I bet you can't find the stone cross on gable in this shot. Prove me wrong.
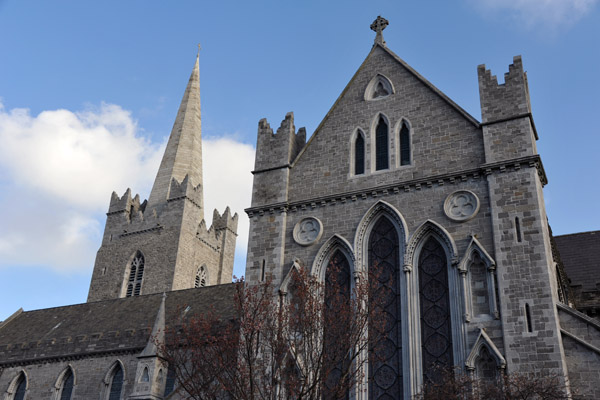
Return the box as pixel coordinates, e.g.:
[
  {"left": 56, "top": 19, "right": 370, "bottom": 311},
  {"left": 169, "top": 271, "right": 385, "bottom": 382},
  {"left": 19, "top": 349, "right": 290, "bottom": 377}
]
[{"left": 370, "top": 16, "right": 389, "bottom": 46}]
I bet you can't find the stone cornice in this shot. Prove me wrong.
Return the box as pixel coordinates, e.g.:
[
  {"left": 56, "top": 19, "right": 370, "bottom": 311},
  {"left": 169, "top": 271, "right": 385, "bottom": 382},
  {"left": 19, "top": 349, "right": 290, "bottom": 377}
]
[
  {"left": 120, "top": 225, "right": 163, "bottom": 238},
  {"left": 480, "top": 112, "right": 539, "bottom": 140},
  {"left": 245, "top": 155, "right": 546, "bottom": 217},
  {"left": 0, "top": 346, "right": 144, "bottom": 368}
]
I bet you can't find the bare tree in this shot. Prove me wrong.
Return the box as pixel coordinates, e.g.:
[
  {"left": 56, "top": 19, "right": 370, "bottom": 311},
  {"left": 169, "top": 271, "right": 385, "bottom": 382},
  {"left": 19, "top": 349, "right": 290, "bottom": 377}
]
[
  {"left": 415, "top": 365, "right": 571, "bottom": 400},
  {"left": 159, "top": 263, "right": 388, "bottom": 400}
]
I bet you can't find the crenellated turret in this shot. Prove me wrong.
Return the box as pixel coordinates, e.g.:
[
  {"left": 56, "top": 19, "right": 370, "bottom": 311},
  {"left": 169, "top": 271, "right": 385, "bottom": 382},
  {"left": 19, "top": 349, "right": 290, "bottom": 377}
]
[
  {"left": 251, "top": 112, "right": 306, "bottom": 207},
  {"left": 255, "top": 112, "right": 306, "bottom": 172},
  {"left": 167, "top": 174, "right": 203, "bottom": 209},
  {"left": 478, "top": 56, "right": 538, "bottom": 164}
]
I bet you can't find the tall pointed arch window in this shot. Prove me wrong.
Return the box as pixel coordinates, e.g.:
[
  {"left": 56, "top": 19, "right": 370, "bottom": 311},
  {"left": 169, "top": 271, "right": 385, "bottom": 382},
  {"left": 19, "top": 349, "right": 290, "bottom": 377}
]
[
  {"left": 10, "top": 372, "right": 27, "bottom": 400},
  {"left": 399, "top": 120, "right": 411, "bottom": 166},
  {"left": 375, "top": 117, "right": 389, "bottom": 171},
  {"left": 323, "top": 249, "right": 351, "bottom": 399},
  {"left": 195, "top": 266, "right": 207, "bottom": 288},
  {"left": 418, "top": 237, "right": 453, "bottom": 383},
  {"left": 108, "top": 363, "right": 124, "bottom": 400},
  {"left": 126, "top": 252, "right": 145, "bottom": 297},
  {"left": 354, "top": 132, "right": 365, "bottom": 175},
  {"left": 369, "top": 216, "right": 402, "bottom": 398},
  {"left": 58, "top": 368, "right": 75, "bottom": 400}
]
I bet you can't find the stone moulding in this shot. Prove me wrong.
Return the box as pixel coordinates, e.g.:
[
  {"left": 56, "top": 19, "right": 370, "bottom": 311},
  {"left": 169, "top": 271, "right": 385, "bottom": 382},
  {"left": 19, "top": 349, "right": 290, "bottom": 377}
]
[
  {"left": 245, "top": 154, "right": 546, "bottom": 218},
  {"left": 444, "top": 190, "right": 480, "bottom": 222},
  {"left": 293, "top": 217, "right": 323, "bottom": 246}
]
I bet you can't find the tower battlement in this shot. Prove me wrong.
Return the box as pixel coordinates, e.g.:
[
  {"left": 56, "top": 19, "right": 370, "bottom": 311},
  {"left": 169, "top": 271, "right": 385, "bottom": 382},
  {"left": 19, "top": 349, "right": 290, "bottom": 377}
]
[
  {"left": 478, "top": 56, "right": 532, "bottom": 123},
  {"left": 167, "top": 174, "right": 203, "bottom": 209},
  {"left": 254, "top": 112, "right": 306, "bottom": 172},
  {"left": 211, "top": 207, "right": 239, "bottom": 233}
]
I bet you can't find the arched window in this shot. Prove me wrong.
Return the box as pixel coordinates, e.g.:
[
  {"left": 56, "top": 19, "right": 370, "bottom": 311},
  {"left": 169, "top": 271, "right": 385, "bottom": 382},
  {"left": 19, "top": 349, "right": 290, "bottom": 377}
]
[
  {"left": 195, "top": 266, "right": 207, "bottom": 288},
  {"left": 419, "top": 237, "right": 453, "bottom": 383},
  {"left": 475, "top": 346, "right": 497, "bottom": 382},
  {"left": 126, "top": 252, "right": 145, "bottom": 297},
  {"left": 108, "top": 364, "right": 124, "bottom": 400},
  {"left": 399, "top": 121, "right": 411, "bottom": 166},
  {"left": 323, "top": 249, "right": 351, "bottom": 399},
  {"left": 375, "top": 117, "right": 389, "bottom": 171},
  {"left": 164, "top": 366, "right": 176, "bottom": 397},
  {"left": 58, "top": 368, "right": 75, "bottom": 400},
  {"left": 10, "top": 372, "right": 27, "bottom": 400},
  {"left": 369, "top": 216, "right": 402, "bottom": 398},
  {"left": 354, "top": 132, "right": 365, "bottom": 175}
]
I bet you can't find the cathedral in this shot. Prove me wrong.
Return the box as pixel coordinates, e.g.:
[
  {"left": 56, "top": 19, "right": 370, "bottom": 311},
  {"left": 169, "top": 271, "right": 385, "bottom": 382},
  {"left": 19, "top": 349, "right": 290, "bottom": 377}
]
[{"left": 1, "top": 17, "right": 599, "bottom": 399}]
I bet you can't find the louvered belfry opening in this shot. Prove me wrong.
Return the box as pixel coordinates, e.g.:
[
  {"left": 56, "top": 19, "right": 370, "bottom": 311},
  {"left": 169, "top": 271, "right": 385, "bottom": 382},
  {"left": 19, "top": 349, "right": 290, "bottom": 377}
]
[
  {"left": 369, "top": 216, "right": 402, "bottom": 398},
  {"left": 126, "top": 252, "right": 145, "bottom": 297}
]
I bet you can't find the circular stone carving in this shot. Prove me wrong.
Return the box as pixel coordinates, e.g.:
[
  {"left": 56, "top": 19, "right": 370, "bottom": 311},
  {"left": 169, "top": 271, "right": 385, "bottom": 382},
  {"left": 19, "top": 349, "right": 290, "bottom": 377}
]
[
  {"left": 444, "top": 190, "right": 480, "bottom": 222},
  {"left": 293, "top": 217, "right": 323, "bottom": 246}
]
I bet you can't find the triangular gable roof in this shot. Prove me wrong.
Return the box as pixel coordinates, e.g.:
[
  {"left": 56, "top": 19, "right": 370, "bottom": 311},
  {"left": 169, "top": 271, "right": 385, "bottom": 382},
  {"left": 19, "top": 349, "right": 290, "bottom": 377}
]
[{"left": 292, "top": 43, "right": 481, "bottom": 167}]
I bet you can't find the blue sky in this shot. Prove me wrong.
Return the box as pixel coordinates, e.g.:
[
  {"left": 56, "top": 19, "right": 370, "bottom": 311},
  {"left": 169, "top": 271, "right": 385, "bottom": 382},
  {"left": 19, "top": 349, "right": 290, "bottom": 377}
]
[{"left": 0, "top": 0, "right": 598, "bottom": 321}]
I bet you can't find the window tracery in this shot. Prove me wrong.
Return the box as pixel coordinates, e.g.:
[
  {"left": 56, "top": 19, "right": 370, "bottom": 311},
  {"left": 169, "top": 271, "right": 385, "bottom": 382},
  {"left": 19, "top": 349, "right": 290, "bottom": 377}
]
[
  {"left": 126, "top": 251, "right": 145, "bottom": 297},
  {"left": 418, "top": 237, "right": 453, "bottom": 383},
  {"left": 369, "top": 216, "right": 403, "bottom": 398},
  {"left": 195, "top": 265, "right": 207, "bottom": 288}
]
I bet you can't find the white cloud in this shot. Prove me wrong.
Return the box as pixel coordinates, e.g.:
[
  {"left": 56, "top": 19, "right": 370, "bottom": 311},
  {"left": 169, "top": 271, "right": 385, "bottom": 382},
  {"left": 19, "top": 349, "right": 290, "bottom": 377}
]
[
  {"left": 0, "top": 102, "right": 255, "bottom": 273},
  {"left": 470, "top": 0, "right": 597, "bottom": 30},
  {"left": 203, "top": 137, "right": 255, "bottom": 261}
]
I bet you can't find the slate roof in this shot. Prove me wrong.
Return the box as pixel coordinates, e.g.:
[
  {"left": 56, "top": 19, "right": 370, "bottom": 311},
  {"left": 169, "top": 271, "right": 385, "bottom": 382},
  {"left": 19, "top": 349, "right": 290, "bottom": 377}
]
[
  {"left": 555, "top": 231, "right": 600, "bottom": 291},
  {"left": 0, "top": 283, "right": 238, "bottom": 366}
]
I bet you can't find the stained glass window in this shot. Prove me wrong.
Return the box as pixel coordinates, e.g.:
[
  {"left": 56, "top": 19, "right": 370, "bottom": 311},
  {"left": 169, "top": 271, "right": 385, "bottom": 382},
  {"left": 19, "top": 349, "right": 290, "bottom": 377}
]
[
  {"left": 375, "top": 117, "right": 389, "bottom": 171},
  {"left": 418, "top": 237, "right": 453, "bottom": 383},
  {"left": 323, "top": 250, "right": 351, "bottom": 400},
  {"left": 369, "top": 217, "right": 402, "bottom": 398}
]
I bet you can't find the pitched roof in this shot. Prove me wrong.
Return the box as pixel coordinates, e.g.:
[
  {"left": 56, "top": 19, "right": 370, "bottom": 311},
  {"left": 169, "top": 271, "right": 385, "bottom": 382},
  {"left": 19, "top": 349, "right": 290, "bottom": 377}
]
[
  {"left": 555, "top": 231, "right": 600, "bottom": 291},
  {"left": 292, "top": 43, "right": 480, "bottom": 167},
  {"left": 0, "top": 284, "right": 237, "bottom": 366}
]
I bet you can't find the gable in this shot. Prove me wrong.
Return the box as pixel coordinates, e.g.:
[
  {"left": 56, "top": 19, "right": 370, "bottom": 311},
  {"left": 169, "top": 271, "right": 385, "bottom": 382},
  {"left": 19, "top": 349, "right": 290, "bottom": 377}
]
[{"left": 288, "top": 44, "right": 484, "bottom": 202}]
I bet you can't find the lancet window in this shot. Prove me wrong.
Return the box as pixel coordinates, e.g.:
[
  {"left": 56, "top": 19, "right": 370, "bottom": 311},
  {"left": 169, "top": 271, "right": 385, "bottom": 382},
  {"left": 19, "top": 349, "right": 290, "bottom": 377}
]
[
  {"left": 10, "top": 372, "right": 27, "bottom": 400},
  {"left": 323, "top": 249, "right": 351, "bottom": 399},
  {"left": 399, "top": 121, "right": 411, "bottom": 166},
  {"left": 368, "top": 216, "right": 403, "bottom": 398},
  {"left": 126, "top": 251, "right": 145, "bottom": 297},
  {"left": 59, "top": 368, "right": 75, "bottom": 400},
  {"left": 195, "top": 265, "right": 207, "bottom": 288},
  {"left": 108, "top": 364, "right": 124, "bottom": 400},
  {"left": 418, "top": 237, "right": 453, "bottom": 383},
  {"left": 354, "top": 132, "right": 365, "bottom": 175},
  {"left": 375, "top": 117, "right": 389, "bottom": 171}
]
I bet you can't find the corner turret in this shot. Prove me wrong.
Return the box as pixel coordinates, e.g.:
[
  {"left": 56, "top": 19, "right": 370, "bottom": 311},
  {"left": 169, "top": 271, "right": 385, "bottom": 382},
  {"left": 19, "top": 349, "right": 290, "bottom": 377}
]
[
  {"left": 252, "top": 112, "right": 306, "bottom": 206},
  {"left": 478, "top": 56, "right": 538, "bottom": 163}
]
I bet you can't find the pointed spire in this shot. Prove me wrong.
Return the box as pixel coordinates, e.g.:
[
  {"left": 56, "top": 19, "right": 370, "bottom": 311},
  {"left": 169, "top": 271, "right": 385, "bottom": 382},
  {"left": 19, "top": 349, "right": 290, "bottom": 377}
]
[
  {"left": 147, "top": 51, "right": 204, "bottom": 210},
  {"left": 140, "top": 292, "right": 167, "bottom": 358},
  {"left": 370, "top": 16, "right": 389, "bottom": 46}
]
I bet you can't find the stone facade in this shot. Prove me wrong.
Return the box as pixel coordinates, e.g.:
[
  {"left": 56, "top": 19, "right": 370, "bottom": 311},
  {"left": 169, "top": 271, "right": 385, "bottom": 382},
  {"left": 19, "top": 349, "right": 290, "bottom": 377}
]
[
  {"left": 1, "top": 17, "right": 600, "bottom": 400},
  {"left": 244, "top": 18, "right": 599, "bottom": 399}
]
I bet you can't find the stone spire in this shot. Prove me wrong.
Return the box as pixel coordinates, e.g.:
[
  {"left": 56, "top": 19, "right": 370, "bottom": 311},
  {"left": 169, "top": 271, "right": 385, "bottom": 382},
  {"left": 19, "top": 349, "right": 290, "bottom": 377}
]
[
  {"left": 147, "top": 51, "right": 203, "bottom": 208},
  {"left": 370, "top": 16, "right": 389, "bottom": 46}
]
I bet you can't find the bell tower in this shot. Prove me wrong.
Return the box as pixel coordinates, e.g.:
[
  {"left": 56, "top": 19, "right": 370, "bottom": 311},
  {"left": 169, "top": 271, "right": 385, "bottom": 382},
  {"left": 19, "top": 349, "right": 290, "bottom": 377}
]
[{"left": 87, "top": 50, "right": 238, "bottom": 302}]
